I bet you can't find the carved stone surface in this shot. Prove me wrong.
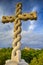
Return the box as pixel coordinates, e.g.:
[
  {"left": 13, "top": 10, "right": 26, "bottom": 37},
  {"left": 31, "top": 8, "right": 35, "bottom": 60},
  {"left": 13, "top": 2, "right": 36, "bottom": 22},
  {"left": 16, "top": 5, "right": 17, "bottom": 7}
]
[{"left": 5, "top": 59, "right": 29, "bottom": 65}]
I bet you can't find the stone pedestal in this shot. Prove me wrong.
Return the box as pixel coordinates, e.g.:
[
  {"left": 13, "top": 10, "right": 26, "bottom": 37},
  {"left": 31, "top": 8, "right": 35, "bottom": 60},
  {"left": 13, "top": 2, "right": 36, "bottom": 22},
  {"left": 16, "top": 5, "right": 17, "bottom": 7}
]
[{"left": 5, "top": 59, "right": 28, "bottom": 65}]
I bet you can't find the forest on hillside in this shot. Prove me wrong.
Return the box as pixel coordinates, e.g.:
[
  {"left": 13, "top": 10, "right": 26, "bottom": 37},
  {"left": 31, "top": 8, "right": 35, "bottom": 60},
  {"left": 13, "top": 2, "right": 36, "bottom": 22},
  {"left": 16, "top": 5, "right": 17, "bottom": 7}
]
[{"left": 0, "top": 48, "right": 43, "bottom": 65}]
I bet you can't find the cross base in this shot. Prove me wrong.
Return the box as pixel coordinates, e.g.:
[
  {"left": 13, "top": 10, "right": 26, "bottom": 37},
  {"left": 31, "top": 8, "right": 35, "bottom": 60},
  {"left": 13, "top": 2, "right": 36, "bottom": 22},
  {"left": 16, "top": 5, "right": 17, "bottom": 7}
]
[{"left": 5, "top": 59, "right": 28, "bottom": 65}]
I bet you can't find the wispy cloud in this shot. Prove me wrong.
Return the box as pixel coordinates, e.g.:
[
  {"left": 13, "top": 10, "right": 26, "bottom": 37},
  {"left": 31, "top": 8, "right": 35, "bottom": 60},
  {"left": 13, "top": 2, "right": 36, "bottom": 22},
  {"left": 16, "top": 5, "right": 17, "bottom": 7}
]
[
  {"left": 28, "top": 20, "right": 36, "bottom": 33},
  {"left": 0, "top": 29, "right": 43, "bottom": 48},
  {"left": 0, "top": 30, "right": 13, "bottom": 40},
  {"left": 32, "top": 6, "right": 38, "bottom": 12},
  {"left": 0, "top": 29, "right": 13, "bottom": 48},
  {"left": 21, "top": 31, "right": 43, "bottom": 49},
  {"left": 28, "top": 6, "right": 38, "bottom": 33}
]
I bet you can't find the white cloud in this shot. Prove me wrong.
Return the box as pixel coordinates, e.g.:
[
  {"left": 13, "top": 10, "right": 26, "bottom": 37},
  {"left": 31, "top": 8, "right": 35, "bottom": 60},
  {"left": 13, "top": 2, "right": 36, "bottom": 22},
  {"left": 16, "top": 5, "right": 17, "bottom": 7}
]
[
  {"left": 0, "top": 28, "right": 43, "bottom": 48},
  {"left": 0, "top": 6, "right": 4, "bottom": 21},
  {"left": 0, "top": 29, "right": 13, "bottom": 48},
  {"left": 21, "top": 31, "right": 43, "bottom": 48},
  {"left": 0, "top": 30, "right": 13, "bottom": 40},
  {"left": 32, "top": 6, "right": 38, "bottom": 12},
  {"left": 28, "top": 21, "right": 36, "bottom": 32},
  {"left": 28, "top": 6, "right": 38, "bottom": 33}
]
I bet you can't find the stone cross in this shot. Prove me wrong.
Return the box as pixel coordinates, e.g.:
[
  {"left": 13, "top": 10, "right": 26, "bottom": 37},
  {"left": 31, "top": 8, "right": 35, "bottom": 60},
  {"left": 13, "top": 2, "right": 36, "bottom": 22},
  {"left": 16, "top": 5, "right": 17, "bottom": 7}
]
[{"left": 2, "top": 2, "right": 37, "bottom": 64}]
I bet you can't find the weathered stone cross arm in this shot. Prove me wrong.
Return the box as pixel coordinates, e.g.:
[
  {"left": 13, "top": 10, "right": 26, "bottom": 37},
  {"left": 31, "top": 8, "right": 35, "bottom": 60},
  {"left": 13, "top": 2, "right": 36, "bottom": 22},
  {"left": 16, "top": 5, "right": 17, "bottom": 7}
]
[
  {"left": 18, "top": 12, "right": 37, "bottom": 20},
  {"left": 2, "top": 12, "right": 37, "bottom": 23}
]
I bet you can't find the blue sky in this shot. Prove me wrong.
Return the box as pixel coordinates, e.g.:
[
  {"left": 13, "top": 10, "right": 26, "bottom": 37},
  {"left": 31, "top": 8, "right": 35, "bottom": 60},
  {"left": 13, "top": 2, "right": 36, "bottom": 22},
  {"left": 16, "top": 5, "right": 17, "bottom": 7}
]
[{"left": 0, "top": 0, "right": 43, "bottom": 49}]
